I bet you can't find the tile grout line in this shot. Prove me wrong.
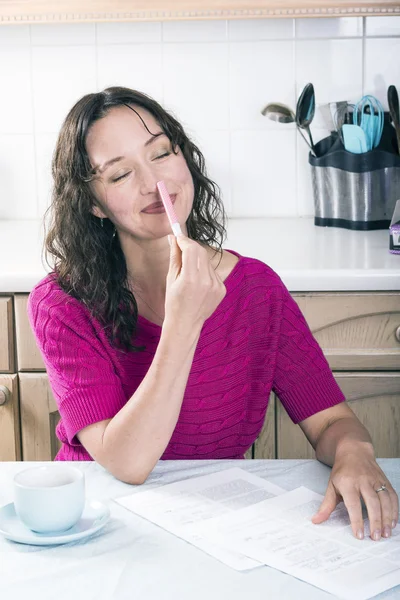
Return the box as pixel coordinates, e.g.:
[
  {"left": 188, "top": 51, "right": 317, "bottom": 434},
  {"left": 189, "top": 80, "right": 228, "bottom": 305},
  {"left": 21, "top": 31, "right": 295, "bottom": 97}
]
[
  {"left": 28, "top": 24, "right": 40, "bottom": 221},
  {"left": 161, "top": 21, "right": 165, "bottom": 104},
  {"left": 95, "top": 22, "right": 99, "bottom": 91},
  {"left": 293, "top": 18, "right": 300, "bottom": 217},
  {"left": 227, "top": 19, "right": 234, "bottom": 219},
  {"left": 362, "top": 16, "right": 366, "bottom": 96}
]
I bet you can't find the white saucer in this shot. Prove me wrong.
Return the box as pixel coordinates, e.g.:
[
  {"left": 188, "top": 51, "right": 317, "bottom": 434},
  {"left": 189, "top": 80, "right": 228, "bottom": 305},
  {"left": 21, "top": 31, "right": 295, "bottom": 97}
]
[{"left": 0, "top": 500, "right": 110, "bottom": 546}]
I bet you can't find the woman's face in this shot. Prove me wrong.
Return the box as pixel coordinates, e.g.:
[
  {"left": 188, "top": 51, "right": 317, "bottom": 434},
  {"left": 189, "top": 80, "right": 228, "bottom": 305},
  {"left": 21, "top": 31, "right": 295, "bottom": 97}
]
[{"left": 86, "top": 104, "right": 194, "bottom": 240}]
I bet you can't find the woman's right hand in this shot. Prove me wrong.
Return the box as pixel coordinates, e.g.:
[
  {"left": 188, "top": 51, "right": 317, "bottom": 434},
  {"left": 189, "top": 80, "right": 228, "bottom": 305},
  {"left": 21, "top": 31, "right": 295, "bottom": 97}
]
[{"left": 165, "top": 234, "right": 226, "bottom": 331}]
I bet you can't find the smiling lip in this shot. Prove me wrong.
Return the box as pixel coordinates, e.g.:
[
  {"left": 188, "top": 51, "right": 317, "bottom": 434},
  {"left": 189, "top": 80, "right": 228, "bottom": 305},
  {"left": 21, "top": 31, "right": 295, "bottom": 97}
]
[{"left": 142, "top": 194, "right": 176, "bottom": 214}]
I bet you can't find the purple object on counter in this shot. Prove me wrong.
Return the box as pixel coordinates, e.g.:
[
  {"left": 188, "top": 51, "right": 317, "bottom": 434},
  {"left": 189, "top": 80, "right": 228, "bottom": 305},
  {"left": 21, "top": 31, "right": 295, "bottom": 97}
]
[{"left": 390, "top": 200, "right": 400, "bottom": 254}]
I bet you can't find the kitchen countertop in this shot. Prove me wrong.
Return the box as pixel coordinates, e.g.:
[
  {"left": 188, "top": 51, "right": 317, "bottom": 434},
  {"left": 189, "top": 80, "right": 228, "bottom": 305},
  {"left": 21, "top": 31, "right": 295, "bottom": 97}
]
[{"left": 0, "top": 217, "right": 398, "bottom": 293}]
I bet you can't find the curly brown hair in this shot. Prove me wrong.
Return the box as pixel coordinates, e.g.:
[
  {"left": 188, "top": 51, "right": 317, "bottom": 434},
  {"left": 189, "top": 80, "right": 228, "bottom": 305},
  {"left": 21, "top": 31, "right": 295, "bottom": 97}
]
[{"left": 44, "top": 86, "right": 227, "bottom": 352}]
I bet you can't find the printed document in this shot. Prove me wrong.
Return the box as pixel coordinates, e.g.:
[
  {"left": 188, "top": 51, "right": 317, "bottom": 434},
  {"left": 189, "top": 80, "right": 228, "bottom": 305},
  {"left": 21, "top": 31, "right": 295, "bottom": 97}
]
[
  {"left": 115, "top": 467, "right": 286, "bottom": 570},
  {"left": 190, "top": 485, "right": 400, "bottom": 600}
]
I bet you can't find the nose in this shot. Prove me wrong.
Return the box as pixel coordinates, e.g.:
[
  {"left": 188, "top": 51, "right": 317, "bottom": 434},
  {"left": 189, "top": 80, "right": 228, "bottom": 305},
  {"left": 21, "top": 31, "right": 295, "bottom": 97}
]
[{"left": 138, "top": 162, "right": 159, "bottom": 196}]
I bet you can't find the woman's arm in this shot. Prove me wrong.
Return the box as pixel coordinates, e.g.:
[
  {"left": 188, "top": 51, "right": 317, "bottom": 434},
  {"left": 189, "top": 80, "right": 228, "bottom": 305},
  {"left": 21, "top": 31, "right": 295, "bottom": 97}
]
[
  {"left": 298, "top": 401, "right": 374, "bottom": 466},
  {"left": 299, "top": 402, "right": 399, "bottom": 541},
  {"left": 78, "top": 235, "right": 226, "bottom": 485},
  {"left": 78, "top": 319, "right": 201, "bottom": 484}
]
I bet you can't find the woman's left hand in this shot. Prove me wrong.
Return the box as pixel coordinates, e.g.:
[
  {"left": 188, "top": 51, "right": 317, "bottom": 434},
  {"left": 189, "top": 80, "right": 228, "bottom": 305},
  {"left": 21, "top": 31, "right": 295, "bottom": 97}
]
[{"left": 312, "top": 445, "right": 399, "bottom": 541}]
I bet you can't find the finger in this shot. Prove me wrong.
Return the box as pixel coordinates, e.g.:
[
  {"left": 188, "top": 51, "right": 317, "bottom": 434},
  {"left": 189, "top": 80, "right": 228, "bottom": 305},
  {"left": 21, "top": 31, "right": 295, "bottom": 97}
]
[
  {"left": 167, "top": 234, "right": 182, "bottom": 281},
  {"left": 377, "top": 487, "right": 393, "bottom": 538},
  {"left": 389, "top": 486, "right": 399, "bottom": 529},
  {"left": 312, "top": 482, "right": 341, "bottom": 525},
  {"left": 362, "top": 486, "right": 382, "bottom": 541},
  {"left": 176, "top": 238, "right": 201, "bottom": 278},
  {"left": 373, "top": 466, "right": 399, "bottom": 530},
  {"left": 339, "top": 490, "right": 365, "bottom": 540}
]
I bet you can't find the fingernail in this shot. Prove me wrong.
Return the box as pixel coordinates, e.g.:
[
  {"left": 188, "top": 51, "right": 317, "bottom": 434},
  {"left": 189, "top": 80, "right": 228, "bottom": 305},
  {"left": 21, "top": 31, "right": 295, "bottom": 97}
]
[
  {"left": 383, "top": 526, "right": 391, "bottom": 538},
  {"left": 392, "top": 520, "right": 397, "bottom": 529},
  {"left": 373, "top": 530, "right": 381, "bottom": 541},
  {"left": 357, "top": 529, "right": 364, "bottom": 540},
  {"left": 167, "top": 235, "right": 172, "bottom": 247}
]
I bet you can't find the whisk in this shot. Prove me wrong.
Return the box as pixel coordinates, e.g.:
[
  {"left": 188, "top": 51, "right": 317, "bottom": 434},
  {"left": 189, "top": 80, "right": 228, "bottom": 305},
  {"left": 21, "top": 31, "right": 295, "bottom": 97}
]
[{"left": 334, "top": 103, "right": 354, "bottom": 145}]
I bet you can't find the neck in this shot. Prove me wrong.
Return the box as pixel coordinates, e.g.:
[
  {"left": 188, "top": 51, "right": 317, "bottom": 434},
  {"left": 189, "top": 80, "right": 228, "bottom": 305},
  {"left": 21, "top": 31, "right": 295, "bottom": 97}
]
[
  {"left": 120, "top": 234, "right": 170, "bottom": 299},
  {"left": 119, "top": 229, "right": 221, "bottom": 300}
]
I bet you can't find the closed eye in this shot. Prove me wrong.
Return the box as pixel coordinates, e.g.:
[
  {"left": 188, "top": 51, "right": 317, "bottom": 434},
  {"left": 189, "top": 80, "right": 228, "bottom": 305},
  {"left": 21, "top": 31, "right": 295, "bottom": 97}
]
[
  {"left": 112, "top": 172, "right": 130, "bottom": 183},
  {"left": 154, "top": 152, "right": 171, "bottom": 160},
  {"left": 111, "top": 152, "right": 171, "bottom": 182}
]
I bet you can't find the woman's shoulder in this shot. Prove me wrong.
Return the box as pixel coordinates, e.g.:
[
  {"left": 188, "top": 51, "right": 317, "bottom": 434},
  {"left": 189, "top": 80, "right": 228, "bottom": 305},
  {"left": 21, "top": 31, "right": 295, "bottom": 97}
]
[
  {"left": 28, "top": 273, "right": 88, "bottom": 327},
  {"left": 223, "top": 248, "right": 285, "bottom": 290}
]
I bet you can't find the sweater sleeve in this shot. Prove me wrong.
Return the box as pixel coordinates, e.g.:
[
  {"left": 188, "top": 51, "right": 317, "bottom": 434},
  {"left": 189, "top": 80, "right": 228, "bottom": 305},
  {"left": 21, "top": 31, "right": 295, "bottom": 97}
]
[
  {"left": 272, "top": 281, "right": 345, "bottom": 423},
  {"left": 27, "top": 278, "right": 127, "bottom": 446}
]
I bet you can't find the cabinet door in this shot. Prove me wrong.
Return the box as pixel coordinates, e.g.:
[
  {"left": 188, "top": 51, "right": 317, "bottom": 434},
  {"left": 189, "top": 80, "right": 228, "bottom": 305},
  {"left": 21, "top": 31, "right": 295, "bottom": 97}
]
[
  {"left": 293, "top": 293, "right": 400, "bottom": 371},
  {"left": 276, "top": 373, "right": 400, "bottom": 459},
  {"left": 0, "top": 374, "right": 21, "bottom": 460},
  {"left": 14, "top": 295, "right": 45, "bottom": 371},
  {"left": 0, "top": 296, "right": 15, "bottom": 373},
  {"left": 19, "top": 373, "right": 61, "bottom": 461},
  {"left": 253, "top": 394, "right": 276, "bottom": 459}
]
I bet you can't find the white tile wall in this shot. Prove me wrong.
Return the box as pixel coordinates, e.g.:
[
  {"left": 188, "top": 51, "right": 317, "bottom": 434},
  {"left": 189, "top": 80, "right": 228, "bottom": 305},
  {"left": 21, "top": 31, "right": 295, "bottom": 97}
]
[
  {"left": 32, "top": 45, "right": 97, "bottom": 134},
  {"left": 97, "top": 44, "right": 163, "bottom": 100},
  {"left": 229, "top": 40, "right": 295, "bottom": 130},
  {"left": 0, "top": 16, "right": 398, "bottom": 220}
]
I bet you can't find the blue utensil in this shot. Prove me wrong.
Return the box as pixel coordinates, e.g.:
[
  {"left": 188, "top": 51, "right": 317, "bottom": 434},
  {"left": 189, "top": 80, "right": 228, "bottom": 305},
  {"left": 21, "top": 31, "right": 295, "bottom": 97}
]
[
  {"left": 342, "top": 124, "right": 369, "bottom": 154},
  {"left": 353, "top": 95, "right": 384, "bottom": 151}
]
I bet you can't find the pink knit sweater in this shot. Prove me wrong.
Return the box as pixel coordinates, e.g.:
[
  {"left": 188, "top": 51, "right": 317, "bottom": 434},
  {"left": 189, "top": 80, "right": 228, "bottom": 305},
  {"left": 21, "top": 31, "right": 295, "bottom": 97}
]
[{"left": 27, "top": 250, "right": 345, "bottom": 461}]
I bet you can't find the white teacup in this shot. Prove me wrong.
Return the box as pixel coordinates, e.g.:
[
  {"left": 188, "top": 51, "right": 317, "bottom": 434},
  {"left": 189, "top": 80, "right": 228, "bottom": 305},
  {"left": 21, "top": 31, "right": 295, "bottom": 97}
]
[{"left": 14, "top": 465, "right": 85, "bottom": 533}]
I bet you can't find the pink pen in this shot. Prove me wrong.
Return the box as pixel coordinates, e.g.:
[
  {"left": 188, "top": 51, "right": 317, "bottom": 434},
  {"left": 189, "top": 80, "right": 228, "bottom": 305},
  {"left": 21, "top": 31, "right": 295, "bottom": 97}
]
[{"left": 156, "top": 180, "right": 182, "bottom": 237}]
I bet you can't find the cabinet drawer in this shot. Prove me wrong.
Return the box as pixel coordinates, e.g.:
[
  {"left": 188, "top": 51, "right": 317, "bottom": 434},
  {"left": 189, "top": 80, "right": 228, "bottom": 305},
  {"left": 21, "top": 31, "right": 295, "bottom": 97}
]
[
  {"left": 276, "top": 372, "right": 400, "bottom": 459},
  {"left": 294, "top": 293, "right": 400, "bottom": 371},
  {"left": 14, "top": 294, "right": 45, "bottom": 371},
  {"left": 0, "top": 374, "right": 21, "bottom": 460},
  {"left": 0, "top": 296, "right": 15, "bottom": 373},
  {"left": 19, "top": 373, "right": 61, "bottom": 461}
]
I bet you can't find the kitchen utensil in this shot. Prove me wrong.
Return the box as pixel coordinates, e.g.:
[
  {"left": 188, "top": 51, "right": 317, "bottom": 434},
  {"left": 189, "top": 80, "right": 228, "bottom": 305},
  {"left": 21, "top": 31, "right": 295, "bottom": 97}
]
[
  {"left": 388, "top": 84, "right": 400, "bottom": 155},
  {"left": 333, "top": 102, "right": 353, "bottom": 145},
  {"left": 296, "top": 83, "right": 316, "bottom": 155},
  {"left": 317, "top": 101, "right": 348, "bottom": 132},
  {"left": 342, "top": 124, "right": 368, "bottom": 154},
  {"left": 318, "top": 103, "right": 336, "bottom": 132},
  {"left": 353, "top": 95, "right": 384, "bottom": 151},
  {"left": 261, "top": 102, "right": 294, "bottom": 123},
  {"left": 329, "top": 101, "right": 348, "bottom": 132},
  {"left": 261, "top": 102, "right": 316, "bottom": 154}
]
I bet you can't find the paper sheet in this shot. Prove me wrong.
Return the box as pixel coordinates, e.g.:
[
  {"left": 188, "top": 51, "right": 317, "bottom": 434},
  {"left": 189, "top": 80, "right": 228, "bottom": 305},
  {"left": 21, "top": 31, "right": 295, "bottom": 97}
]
[
  {"left": 115, "top": 467, "right": 286, "bottom": 571},
  {"left": 190, "top": 485, "right": 400, "bottom": 600}
]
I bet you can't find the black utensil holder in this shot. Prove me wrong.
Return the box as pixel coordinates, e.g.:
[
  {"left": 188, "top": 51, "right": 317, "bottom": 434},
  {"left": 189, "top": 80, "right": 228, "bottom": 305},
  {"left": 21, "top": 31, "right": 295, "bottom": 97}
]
[{"left": 309, "top": 124, "right": 400, "bottom": 231}]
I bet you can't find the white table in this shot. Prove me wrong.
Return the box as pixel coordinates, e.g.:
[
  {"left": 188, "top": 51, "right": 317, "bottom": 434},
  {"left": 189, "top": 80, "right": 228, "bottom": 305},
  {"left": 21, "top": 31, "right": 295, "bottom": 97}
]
[{"left": 1, "top": 459, "right": 400, "bottom": 600}]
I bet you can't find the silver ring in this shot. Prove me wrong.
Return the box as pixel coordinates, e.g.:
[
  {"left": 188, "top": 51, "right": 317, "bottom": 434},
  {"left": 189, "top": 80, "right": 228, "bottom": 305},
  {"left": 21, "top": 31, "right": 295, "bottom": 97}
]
[{"left": 375, "top": 485, "right": 388, "bottom": 493}]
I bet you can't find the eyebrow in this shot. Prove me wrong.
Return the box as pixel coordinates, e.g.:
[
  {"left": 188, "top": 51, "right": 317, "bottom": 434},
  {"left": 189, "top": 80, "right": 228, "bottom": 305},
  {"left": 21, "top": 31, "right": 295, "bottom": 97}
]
[{"left": 93, "top": 132, "right": 166, "bottom": 174}]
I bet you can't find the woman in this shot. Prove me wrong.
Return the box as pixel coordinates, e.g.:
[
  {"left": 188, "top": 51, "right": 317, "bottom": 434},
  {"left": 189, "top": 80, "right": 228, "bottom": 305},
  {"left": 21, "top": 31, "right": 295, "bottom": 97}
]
[{"left": 28, "top": 86, "right": 398, "bottom": 543}]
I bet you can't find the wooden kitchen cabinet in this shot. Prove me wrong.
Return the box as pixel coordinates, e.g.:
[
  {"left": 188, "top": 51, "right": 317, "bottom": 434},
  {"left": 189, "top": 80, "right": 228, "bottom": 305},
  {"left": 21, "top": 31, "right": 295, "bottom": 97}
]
[
  {"left": 294, "top": 292, "right": 400, "bottom": 371},
  {"left": 0, "top": 296, "right": 15, "bottom": 373},
  {"left": 19, "top": 373, "right": 61, "bottom": 461},
  {"left": 253, "top": 394, "right": 276, "bottom": 459},
  {"left": 0, "top": 374, "right": 21, "bottom": 460},
  {"left": 249, "top": 292, "right": 400, "bottom": 460},
  {"left": 14, "top": 295, "right": 45, "bottom": 371},
  {"left": 275, "top": 373, "right": 400, "bottom": 459}
]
